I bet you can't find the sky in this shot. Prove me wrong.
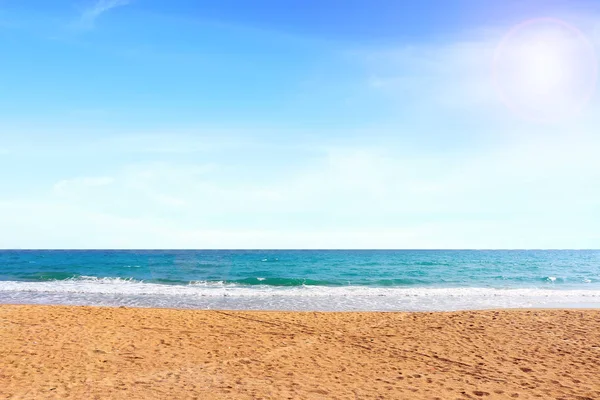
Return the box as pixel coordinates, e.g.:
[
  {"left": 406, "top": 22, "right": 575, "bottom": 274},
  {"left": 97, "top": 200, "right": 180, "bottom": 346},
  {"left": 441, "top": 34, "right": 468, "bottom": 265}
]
[{"left": 1, "top": 0, "right": 599, "bottom": 249}]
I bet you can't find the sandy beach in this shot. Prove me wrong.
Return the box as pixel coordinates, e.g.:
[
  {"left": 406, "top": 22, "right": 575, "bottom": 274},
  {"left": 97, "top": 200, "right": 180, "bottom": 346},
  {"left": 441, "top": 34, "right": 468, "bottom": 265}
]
[{"left": 1, "top": 305, "right": 599, "bottom": 399}]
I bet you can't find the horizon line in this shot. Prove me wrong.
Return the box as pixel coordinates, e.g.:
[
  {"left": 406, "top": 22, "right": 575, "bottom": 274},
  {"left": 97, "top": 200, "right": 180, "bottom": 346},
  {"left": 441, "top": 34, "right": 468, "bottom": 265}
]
[{"left": 1, "top": 248, "right": 598, "bottom": 251}]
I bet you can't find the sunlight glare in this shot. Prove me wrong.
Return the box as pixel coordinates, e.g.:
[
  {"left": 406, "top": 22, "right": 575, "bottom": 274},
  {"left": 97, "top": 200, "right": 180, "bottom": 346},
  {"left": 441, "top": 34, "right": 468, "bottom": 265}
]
[
  {"left": 493, "top": 18, "right": 597, "bottom": 122},
  {"left": 520, "top": 39, "right": 567, "bottom": 95}
]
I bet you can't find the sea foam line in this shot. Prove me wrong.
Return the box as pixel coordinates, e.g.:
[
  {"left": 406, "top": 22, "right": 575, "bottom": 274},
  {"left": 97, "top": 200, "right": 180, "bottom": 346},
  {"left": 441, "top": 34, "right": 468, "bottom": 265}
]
[{"left": 0, "top": 279, "right": 599, "bottom": 298}]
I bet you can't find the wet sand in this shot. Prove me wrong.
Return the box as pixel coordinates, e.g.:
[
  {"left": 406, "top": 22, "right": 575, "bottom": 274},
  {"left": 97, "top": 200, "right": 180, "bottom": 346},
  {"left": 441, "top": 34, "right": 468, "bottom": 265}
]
[{"left": 1, "top": 305, "right": 599, "bottom": 399}]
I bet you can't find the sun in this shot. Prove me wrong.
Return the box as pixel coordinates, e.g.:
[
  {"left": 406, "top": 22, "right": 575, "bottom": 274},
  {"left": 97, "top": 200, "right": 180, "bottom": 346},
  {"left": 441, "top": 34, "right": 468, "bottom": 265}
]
[
  {"left": 519, "top": 39, "right": 567, "bottom": 94},
  {"left": 493, "top": 18, "right": 597, "bottom": 122}
]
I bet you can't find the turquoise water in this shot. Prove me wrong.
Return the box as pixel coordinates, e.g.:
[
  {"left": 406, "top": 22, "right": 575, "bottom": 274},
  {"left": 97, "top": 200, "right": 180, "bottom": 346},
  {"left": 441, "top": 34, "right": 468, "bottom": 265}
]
[{"left": 1, "top": 250, "right": 599, "bottom": 311}]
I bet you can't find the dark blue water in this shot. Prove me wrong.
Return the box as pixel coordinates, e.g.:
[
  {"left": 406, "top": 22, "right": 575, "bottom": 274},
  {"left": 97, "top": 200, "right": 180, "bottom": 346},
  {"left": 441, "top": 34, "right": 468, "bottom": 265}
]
[{"left": 1, "top": 250, "right": 599, "bottom": 311}]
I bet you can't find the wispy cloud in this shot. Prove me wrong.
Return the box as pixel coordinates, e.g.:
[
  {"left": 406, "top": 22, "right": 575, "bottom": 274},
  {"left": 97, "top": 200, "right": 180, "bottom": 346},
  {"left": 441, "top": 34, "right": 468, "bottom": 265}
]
[
  {"left": 53, "top": 176, "right": 115, "bottom": 198},
  {"left": 75, "top": 0, "right": 131, "bottom": 30},
  {"left": 360, "top": 15, "right": 600, "bottom": 120},
  {"left": 3, "top": 7, "right": 600, "bottom": 248},
  {"left": 2, "top": 119, "right": 600, "bottom": 248},
  {"left": 358, "top": 34, "right": 500, "bottom": 111}
]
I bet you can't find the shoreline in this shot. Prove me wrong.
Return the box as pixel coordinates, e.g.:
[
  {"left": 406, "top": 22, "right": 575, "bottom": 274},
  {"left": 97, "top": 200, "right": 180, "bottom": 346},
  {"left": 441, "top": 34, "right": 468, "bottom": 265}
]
[
  {"left": 3, "top": 282, "right": 600, "bottom": 312},
  {"left": 2, "top": 305, "right": 600, "bottom": 399},
  {"left": 2, "top": 301, "right": 600, "bottom": 312}
]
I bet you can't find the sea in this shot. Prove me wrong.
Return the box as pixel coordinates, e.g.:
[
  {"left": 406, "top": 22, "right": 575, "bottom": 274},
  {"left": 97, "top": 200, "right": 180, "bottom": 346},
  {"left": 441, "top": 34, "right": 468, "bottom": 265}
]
[{"left": 1, "top": 250, "right": 599, "bottom": 311}]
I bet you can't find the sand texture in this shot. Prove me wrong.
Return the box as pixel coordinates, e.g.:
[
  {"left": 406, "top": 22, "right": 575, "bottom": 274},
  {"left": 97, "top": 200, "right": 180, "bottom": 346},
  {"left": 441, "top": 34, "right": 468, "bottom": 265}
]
[{"left": 1, "top": 305, "right": 599, "bottom": 399}]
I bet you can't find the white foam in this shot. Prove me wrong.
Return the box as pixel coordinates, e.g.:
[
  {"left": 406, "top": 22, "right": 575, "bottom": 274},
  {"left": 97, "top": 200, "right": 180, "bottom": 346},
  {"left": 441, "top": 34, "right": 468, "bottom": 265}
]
[{"left": 1, "top": 279, "right": 599, "bottom": 311}]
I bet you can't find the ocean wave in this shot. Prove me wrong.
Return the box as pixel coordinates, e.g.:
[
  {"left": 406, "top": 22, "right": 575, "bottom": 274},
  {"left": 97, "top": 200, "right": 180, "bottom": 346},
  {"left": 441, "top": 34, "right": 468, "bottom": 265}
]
[
  {"left": 2, "top": 279, "right": 599, "bottom": 311},
  {"left": 6, "top": 273, "right": 599, "bottom": 290},
  {"left": 1, "top": 279, "right": 600, "bottom": 298}
]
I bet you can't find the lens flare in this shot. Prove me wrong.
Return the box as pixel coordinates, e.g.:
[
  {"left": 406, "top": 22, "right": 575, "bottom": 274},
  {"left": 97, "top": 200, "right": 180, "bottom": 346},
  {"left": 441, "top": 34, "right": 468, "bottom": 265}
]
[{"left": 493, "top": 18, "right": 597, "bottom": 122}]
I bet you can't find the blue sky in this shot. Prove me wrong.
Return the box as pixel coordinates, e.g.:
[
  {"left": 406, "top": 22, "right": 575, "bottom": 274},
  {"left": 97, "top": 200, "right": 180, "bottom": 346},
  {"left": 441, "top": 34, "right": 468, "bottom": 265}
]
[{"left": 1, "top": 0, "right": 599, "bottom": 248}]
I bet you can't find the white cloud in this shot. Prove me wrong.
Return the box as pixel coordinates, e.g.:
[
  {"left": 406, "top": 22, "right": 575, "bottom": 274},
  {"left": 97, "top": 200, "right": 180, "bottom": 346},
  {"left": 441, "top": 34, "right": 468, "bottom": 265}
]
[
  {"left": 3, "top": 12, "right": 600, "bottom": 249},
  {"left": 361, "top": 17, "right": 600, "bottom": 121},
  {"left": 53, "top": 176, "right": 114, "bottom": 196},
  {"left": 52, "top": 176, "right": 115, "bottom": 206},
  {"left": 106, "top": 132, "right": 252, "bottom": 154},
  {"left": 2, "top": 122, "right": 592, "bottom": 249},
  {"left": 361, "top": 37, "right": 499, "bottom": 111},
  {"left": 1, "top": 196, "right": 595, "bottom": 249},
  {"left": 75, "top": 0, "right": 130, "bottom": 29}
]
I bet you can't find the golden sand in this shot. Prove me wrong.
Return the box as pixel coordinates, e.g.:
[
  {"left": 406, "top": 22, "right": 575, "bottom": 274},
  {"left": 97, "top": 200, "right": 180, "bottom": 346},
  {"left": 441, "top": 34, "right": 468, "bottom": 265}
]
[{"left": 1, "top": 305, "right": 599, "bottom": 399}]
